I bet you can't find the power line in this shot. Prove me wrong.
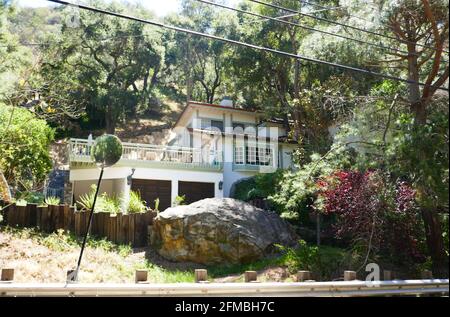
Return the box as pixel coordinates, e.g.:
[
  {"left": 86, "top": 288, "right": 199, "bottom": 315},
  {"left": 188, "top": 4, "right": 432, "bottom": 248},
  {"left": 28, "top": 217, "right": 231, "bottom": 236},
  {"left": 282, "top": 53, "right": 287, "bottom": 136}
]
[
  {"left": 299, "top": 0, "right": 377, "bottom": 25},
  {"left": 194, "top": 0, "right": 417, "bottom": 57},
  {"left": 249, "top": 0, "right": 450, "bottom": 55},
  {"left": 45, "top": 0, "right": 448, "bottom": 92}
]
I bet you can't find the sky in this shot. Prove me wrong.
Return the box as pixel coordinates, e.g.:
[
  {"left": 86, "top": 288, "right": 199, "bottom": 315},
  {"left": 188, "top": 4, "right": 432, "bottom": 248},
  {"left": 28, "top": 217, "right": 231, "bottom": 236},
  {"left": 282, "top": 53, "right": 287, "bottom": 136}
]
[{"left": 16, "top": 0, "right": 241, "bottom": 17}]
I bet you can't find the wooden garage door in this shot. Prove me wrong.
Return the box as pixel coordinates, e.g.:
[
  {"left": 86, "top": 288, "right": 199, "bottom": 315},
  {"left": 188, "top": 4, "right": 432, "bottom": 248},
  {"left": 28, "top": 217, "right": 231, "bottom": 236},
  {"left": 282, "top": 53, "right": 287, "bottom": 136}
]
[
  {"left": 178, "top": 181, "right": 215, "bottom": 205},
  {"left": 131, "top": 179, "right": 172, "bottom": 211}
]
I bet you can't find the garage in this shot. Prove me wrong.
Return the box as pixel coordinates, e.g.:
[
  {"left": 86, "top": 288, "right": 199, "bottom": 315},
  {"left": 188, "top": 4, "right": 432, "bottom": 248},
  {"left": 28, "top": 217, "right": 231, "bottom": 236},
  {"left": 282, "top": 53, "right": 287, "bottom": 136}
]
[
  {"left": 178, "top": 181, "right": 215, "bottom": 205},
  {"left": 131, "top": 179, "right": 172, "bottom": 211}
]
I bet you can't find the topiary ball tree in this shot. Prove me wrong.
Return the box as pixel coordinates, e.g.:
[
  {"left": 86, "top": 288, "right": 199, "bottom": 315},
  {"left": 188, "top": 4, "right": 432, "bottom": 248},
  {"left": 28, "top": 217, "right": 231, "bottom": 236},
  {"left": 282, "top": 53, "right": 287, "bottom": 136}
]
[{"left": 91, "top": 134, "right": 123, "bottom": 168}]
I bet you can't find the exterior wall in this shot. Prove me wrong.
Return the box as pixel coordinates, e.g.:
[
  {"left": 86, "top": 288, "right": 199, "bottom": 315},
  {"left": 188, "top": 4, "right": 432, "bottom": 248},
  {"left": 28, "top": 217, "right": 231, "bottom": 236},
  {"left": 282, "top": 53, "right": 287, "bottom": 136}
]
[
  {"left": 70, "top": 103, "right": 298, "bottom": 204},
  {"left": 279, "top": 143, "right": 297, "bottom": 170},
  {"left": 70, "top": 166, "right": 223, "bottom": 207},
  {"left": 72, "top": 178, "right": 123, "bottom": 203}
]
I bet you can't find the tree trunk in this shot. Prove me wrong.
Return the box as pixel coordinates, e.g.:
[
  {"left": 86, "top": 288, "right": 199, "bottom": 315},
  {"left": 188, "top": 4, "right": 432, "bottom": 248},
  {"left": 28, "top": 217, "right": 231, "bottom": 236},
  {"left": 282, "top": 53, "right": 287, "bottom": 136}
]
[
  {"left": 421, "top": 208, "right": 449, "bottom": 277},
  {"left": 105, "top": 105, "right": 116, "bottom": 134},
  {"left": 406, "top": 45, "right": 448, "bottom": 277}
]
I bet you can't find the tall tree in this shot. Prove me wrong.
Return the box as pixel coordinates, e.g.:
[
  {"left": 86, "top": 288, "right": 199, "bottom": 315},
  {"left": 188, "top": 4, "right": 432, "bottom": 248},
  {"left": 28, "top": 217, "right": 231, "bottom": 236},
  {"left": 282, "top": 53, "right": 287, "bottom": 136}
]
[
  {"left": 43, "top": 1, "right": 165, "bottom": 134},
  {"left": 165, "top": 0, "right": 238, "bottom": 104},
  {"left": 382, "top": 0, "right": 449, "bottom": 276}
]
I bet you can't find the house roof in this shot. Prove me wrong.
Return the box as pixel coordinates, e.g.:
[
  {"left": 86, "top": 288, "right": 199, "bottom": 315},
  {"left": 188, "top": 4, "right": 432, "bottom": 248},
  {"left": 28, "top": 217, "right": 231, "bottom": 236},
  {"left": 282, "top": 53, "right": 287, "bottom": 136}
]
[{"left": 173, "top": 101, "right": 260, "bottom": 129}]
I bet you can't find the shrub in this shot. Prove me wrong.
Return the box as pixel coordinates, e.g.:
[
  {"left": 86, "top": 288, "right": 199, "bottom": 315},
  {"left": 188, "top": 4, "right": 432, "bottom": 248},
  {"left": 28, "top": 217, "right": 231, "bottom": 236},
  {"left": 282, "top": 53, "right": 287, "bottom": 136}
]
[
  {"left": 77, "top": 185, "right": 146, "bottom": 214},
  {"left": 76, "top": 185, "right": 120, "bottom": 214},
  {"left": 125, "top": 190, "right": 146, "bottom": 214},
  {"left": 0, "top": 103, "right": 54, "bottom": 188},
  {"left": 45, "top": 196, "right": 61, "bottom": 206},
  {"left": 173, "top": 195, "right": 186, "bottom": 207},
  {"left": 276, "top": 240, "right": 319, "bottom": 273},
  {"left": 276, "top": 240, "right": 351, "bottom": 280},
  {"left": 318, "top": 170, "right": 424, "bottom": 264}
]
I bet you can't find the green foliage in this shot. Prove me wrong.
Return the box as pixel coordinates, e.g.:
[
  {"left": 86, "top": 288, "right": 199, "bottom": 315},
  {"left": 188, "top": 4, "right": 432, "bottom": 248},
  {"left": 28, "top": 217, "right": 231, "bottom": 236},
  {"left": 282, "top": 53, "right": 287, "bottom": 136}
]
[
  {"left": 77, "top": 185, "right": 147, "bottom": 214},
  {"left": 173, "top": 195, "right": 186, "bottom": 207},
  {"left": 44, "top": 196, "right": 60, "bottom": 206},
  {"left": 91, "top": 134, "right": 123, "bottom": 167},
  {"left": 276, "top": 240, "right": 352, "bottom": 280},
  {"left": 154, "top": 198, "right": 160, "bottom": 213},
  {"left": 126, "top": 190, "right": 147, "bottom": 214},
  {"left": 269, "top": 149, "right": 353, "bottom": 221},
  {"left": 276, "top": 240, "right": 319, "bottom": 273},
  {"left": 0, "top": 103, "right": 54, "bottom": 189},
  {"left": 232, "top": 171, "right": 283, "bottom": 202}
]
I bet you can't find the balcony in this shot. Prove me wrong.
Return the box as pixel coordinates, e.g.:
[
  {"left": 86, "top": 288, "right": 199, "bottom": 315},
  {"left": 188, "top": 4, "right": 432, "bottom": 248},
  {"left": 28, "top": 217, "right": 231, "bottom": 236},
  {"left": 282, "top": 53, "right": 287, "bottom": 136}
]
[{"left": 69, "top": 138, "right": 223, "bottom": 171}]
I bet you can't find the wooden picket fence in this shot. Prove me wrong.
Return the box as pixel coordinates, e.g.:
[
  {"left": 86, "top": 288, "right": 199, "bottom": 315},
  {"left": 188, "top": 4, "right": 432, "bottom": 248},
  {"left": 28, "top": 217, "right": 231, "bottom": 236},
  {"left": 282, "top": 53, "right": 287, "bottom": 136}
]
[{"left": 0, "top": 201, "right": 155, "bottom": 247}]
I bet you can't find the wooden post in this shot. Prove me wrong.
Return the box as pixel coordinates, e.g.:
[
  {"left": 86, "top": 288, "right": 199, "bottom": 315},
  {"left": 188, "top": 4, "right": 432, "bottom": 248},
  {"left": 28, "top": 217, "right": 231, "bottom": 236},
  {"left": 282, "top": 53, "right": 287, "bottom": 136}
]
[
  {"left": 18, "top": 205, "right": 26, "bottom": 227},
  {"left": 244, "top": 271, "right": 258, "bottom": 283},
  {"left": 1, "top": 268, "right": 14, "bottom": 282},
  {"left": 135, "top": 270, "right": 148, "bottom": 283},
  {"left": 421, "top": 270, "right": 433, "bottom": 279},
  {"left": 344, "top": 271, "right": 357, "bottom": 281},
  {"left": 29, "top": 204, "right": 37, "bottom": 227},
  {"left": 128, "top": 214, "right": 135, "bottom": 246},
  {"left": 41, "top": 206, "right": 49, "bottom": 232},
  {"left": 383, "top": 270, "right": 393, "bottom": 281},
  {"left": 195, "top": 269, "right": 208, "bottom": 283},
  {"left": 296, "top": 270, "right": 311, "bottom": 282}
]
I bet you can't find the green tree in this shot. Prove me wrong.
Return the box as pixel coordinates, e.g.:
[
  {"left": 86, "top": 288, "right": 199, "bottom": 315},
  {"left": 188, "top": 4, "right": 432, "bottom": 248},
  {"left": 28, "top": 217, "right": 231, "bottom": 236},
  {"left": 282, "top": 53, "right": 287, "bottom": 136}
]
[
  {"left": 0, "top": 102, "right": 54, "bottom": 190},
  {"left": 42, "top": 1, "right": 165, "bottom": 134}
]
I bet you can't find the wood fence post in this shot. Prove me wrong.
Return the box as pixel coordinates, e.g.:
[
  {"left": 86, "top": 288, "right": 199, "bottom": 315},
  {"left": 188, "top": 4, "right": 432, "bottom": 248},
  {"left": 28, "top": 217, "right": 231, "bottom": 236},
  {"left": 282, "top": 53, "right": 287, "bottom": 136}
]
[
  {"left": 1, "top": 268, "right": 14, "bottom": 282},
  {"left": 344, "top": 271, "right": 357, "bottom": 281},
  {"left": 244, "top": 271, "right": 258, "bottom": 283},
  {"left": 135, "top": 270, "right": 148, "bottom": 283},
  {"left": 195, "top": 269, "right": 208, "bottom": 283},
  {"left": 296, "top": 270, "right": 311, "bottom": 282}
]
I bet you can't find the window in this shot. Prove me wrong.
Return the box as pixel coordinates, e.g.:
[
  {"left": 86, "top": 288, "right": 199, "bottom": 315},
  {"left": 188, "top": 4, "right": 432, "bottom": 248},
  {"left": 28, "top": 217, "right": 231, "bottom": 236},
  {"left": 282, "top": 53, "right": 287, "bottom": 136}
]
[
  {"left": 258, "top": 147, "right": 273, "bottom": 166},
  {"left": 246, "top": 145, "right": 257, "bottom": 164},
  {"left": 211, "top": 120, "right": 224, "bottom": 132},
  {"left": 232, "top": 122, "right": 256, "bottom": 135},
  {"left": 234, "top": 147, "right": 244, "bottom": 164},
  {"left": 201, "top": 118, "right": 224, "bottom": 132}
]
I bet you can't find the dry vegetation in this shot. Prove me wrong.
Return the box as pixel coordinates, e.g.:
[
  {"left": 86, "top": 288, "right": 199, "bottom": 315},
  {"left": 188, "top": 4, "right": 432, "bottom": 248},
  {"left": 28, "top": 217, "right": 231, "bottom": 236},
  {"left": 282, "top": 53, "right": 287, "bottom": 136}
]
[{"left": 0, "top": 226, "right": 296, "bottom": 283}]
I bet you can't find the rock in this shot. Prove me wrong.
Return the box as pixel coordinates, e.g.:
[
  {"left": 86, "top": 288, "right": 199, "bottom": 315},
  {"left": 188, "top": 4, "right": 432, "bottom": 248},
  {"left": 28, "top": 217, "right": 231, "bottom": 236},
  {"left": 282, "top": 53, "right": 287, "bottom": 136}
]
[{"left": 150, "top": 198, "right": 297, "bottom": 265}]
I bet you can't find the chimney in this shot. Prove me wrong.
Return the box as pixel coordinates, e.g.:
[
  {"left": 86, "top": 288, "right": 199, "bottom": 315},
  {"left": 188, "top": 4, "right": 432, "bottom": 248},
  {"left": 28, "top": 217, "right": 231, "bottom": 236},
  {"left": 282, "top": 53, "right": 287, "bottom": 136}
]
[{"left": 219, "top": 96, "right": 233, "bottom": 108}]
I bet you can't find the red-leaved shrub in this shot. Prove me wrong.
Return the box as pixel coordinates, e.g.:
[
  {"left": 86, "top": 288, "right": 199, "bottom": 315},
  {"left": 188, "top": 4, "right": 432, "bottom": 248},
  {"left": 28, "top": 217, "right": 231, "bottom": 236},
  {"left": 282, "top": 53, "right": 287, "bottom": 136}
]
[{"left": 318, "top": 170, "right": 423, "bottom": 263}]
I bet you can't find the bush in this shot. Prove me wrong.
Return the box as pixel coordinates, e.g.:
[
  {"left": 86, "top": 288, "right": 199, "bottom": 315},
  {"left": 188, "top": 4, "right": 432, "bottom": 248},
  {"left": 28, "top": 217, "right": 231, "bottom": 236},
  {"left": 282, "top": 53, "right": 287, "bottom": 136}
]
[
  {"left": 318, "top": 170, "right": 425, "bottom": 265},
  {"left": 276, "top": 240, "right": 351, "bottom": 280},
  {"left": 77, "top": 185, "right": 147, "bottom": 214},
  {"left": 44, "top": 196, "right": 61, "bottom": 206},
  {"left": 0, "top": 103, "right": 54, "bottom": 189},
  {"left": 126, "top": 191, "right": 146, "bottom": 214},
  {"left": 232, "top": 171, "right": 284, "bottom": 202}
]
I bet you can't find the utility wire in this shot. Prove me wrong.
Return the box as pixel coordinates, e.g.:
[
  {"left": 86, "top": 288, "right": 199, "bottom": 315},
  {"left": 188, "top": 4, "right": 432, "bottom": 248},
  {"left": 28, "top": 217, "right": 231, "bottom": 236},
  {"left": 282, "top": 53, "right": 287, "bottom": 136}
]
[
  {"left": 299, "top": 0, "right": 377, "bottom": 25},
  {"left": 249, "top": 0, "right": 450, "bottom": 55},
  {"left": 194, "top": 0, "right": 417, "bottom": 57},
  {"left": 45, "top": 0, "right": 448, "bottom": 92}
]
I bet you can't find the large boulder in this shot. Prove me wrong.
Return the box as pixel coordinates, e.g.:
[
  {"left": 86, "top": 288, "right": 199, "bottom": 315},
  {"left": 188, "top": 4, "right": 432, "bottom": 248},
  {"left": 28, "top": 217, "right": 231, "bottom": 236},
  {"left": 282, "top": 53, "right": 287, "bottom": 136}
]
[{"left": 149, "top": 198, "right": 297, "bottom": 265}]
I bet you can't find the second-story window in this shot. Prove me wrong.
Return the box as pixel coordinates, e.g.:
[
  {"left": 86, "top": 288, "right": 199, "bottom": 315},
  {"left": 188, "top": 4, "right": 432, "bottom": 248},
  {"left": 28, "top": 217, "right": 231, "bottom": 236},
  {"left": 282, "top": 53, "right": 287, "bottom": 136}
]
[{"left": 201, "top": 118, "right": 224, "bottom": 132}]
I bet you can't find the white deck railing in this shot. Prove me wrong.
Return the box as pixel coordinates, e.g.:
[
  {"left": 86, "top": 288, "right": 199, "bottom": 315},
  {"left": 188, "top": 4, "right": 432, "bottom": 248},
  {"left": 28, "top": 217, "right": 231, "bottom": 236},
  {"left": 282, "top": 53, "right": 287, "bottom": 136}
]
[{"left": 69, "top": 138, "right": 223, "bottom": 169}]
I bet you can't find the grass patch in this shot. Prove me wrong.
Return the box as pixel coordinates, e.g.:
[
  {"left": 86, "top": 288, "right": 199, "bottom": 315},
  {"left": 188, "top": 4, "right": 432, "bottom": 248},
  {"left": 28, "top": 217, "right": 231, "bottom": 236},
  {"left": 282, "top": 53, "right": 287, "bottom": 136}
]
[{"left": 0, "top": 225, "right": 194, "bottom": 283}]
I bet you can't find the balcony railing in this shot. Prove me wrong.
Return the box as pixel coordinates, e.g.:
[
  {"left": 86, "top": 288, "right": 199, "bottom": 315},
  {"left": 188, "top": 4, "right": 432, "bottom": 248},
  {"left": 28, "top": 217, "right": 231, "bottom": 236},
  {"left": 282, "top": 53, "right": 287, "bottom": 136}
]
[{"left": 69, "top": 138, "right": 223, "bottom": 170}]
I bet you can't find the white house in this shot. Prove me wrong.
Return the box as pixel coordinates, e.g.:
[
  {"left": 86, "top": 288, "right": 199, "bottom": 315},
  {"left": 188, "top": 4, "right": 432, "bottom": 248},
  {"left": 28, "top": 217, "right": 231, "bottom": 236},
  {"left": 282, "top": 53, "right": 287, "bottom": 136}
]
[{"left": 69, "top": 99, "right": 298, "bottom": 211}]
